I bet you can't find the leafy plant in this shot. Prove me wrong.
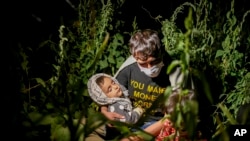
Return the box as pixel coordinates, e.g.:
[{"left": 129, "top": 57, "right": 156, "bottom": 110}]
[
  {"left": 161, "top": 0, "right": 250, "bottom": 140},
  {"left": 18, "top": 0, "right": 130, "bottom": 140},
  {"left": 17, "top": 0, "right": 250, "bottom": 140}
]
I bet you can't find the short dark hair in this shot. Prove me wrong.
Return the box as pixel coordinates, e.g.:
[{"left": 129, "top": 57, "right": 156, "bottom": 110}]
[
  {"left": 165, "top": 90, "right": 195, "bottom": 114},
  {"left": 129, "top": 29, "right": 162, "bottom": 60},
  {"left": 96, "top": 76, "right": 107, "bottom": 87}
]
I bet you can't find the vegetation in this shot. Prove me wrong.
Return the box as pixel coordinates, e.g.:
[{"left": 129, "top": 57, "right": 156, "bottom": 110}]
[
  {"left": 14, "top": 0, "right": 249, "bottom": 140},
  {"left": 161, "top": 0, "right": 250, "bottom": 140}
]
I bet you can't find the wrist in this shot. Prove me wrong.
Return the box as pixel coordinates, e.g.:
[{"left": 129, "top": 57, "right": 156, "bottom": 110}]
[{"left": 101, "top": 109, "right": 108, "bottom": 115}]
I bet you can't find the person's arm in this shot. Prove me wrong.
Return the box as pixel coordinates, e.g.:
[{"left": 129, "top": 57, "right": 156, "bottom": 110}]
[
  {"left": 101, "top": 105, "right": 125, "bottom": 120},
  {"left": 105, "top": 103, "right": 142, "bottom": 124},
  {"left": 119, "top": 119, "right": 164, "bottom": 141},
  {"left": 144, "top": 119, "right": 165, "bottom": 136},
  {"left": 119, "top": 118, "right": 165, "bottom": 141},
  {"left": 113, "top": 106, "right": 143, "bottom": 124}
]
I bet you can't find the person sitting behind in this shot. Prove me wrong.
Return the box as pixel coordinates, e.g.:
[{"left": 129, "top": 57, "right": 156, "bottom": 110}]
[
  {"left": 87, "top": 73, "right": 144, "bottom": 124},
  {"left": 155, "top": 90, "right": 196, "bottom": 141}
]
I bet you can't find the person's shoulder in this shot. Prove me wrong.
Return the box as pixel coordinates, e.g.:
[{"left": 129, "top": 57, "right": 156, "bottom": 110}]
[
  {"left": 114, "top": 55, "right": 137, "bottom": 78},
  {"left": 117, "top": 62, "right": 138, "bottom": 74},
  {"left": 122, "top": 62, "right": 138, "bottom": 69}
]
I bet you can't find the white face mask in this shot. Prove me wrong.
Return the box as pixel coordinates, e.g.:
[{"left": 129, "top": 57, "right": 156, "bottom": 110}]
[{"left": 138, "top": 61, "right": 164, "bottom": 78}]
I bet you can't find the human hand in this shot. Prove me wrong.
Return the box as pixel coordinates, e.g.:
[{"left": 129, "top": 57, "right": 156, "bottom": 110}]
[
  {"left": 101, "top": 106, "right": 125, "bottom": 120},
  {"left": 120, "top": 135, "right": 144, "bottom": 141},
  {"left": 133, "top": 107, "right": 144, "bottom": 116},
  {"left": 102, "top": 111, "right": 125, "bottom": 121}
]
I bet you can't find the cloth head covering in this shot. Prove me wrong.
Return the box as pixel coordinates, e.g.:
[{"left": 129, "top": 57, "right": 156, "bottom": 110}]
[{"left": 87, "top": 73, "right": 130, "bottom": 106}]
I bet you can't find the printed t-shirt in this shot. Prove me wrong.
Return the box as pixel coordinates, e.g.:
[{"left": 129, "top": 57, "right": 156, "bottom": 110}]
[{"left": 115, "top": 62, "right": 171, "bottom": 120}]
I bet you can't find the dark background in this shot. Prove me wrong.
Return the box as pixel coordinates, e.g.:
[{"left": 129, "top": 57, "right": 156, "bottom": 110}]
[
  {"left": 2, "top": 0, "right": 249, "bottom": 140},
  {"left": 4, "top": 0, "right": 249, "bottom": 52},
  {"left": 4, "top": 0, "right": 250, "bottom": 48}
]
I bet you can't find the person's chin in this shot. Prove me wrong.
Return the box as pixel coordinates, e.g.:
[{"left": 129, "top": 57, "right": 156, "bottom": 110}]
[{"left": 118, "top": 91, "right": 122, "bottom": 97}]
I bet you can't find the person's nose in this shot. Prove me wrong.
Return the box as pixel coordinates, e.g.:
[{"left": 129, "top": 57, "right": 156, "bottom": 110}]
[
  {"left": 142, "top": 63, "right": 153, "bottom": 68},
  {"left": 147, "top": 63, "right": 153, "bottom": 68},
  {"left": 112, "top": 84, "right": 119, "bottom": 89}
]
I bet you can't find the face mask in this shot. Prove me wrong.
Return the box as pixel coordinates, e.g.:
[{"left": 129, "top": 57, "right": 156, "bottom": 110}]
[{"left": 138, "top": 61, "right": 164, "bottom": 78}]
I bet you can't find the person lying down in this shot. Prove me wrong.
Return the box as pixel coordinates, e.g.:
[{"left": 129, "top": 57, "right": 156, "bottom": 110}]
[{"left": 87, "top": 73, "right": 144, "bottom": 124}]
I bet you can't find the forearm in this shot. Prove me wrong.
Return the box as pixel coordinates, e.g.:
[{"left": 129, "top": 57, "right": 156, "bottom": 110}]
[
  {"left": 100, "top": 105, "right": 110, "bottom": 119},
  {"left": 144, "top": 119, "right": 164, "bottom": 136},
  {"left": 100, "top": 105, "right": 108, "bottom": 114}
]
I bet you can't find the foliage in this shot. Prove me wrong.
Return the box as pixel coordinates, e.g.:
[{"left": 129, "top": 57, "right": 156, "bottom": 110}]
[
  {"left": 16, "top": 0, "right": 250, "bottom": 140},
  {"left": 161, "top": 0, "right": 250, "bottom": 140},
  {"left": 18, "top": 0, "right": 130, "bottom": 140},
  {"left": 161, "top": 7, "right": 203, "bottom": 140}
]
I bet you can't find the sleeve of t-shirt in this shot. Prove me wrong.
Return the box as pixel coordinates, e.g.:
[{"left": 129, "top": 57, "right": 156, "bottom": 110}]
[{"left": 115, "top": 66, "right": 130, "bottom": 89}]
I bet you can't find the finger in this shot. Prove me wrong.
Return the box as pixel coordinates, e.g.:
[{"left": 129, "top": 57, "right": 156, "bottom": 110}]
[
  {"left": 128, "top": 135, "right": 140, "bottom": 141},
  {"left": 114, "top": 113, "right": 125, "bottom": 119},
  {"left": 107, "top": 123, "right": 113, "bottom": 127}
]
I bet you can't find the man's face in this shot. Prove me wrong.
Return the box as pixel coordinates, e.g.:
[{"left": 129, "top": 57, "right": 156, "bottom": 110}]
[
  {"left": 99, "top": 77, "right": 123, "bottom": 98},
  {"left": 134, "top": 52, "right": 162, "bottom": 68}
]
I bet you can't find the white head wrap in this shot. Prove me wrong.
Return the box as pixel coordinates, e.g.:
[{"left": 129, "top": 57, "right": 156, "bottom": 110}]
[{"left": 87, "top": 73, "right": 130, "bottom": 106}]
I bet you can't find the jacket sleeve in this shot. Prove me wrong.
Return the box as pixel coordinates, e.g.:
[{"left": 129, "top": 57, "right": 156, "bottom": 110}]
[
  {"left": 169, "top": 67, "right": 194, "bottom": 90},
  {"left": 108, "top": 103, "right": 141, "bottom": 124}
]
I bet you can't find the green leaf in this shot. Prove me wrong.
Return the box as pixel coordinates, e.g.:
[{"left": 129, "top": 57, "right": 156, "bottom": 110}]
[
  {"left": 46, "top": 102, "right": 54, "bottom": 110},
  {"left": 34, "top": 78, "right": 46, "bottom": 87},
  {"left": 108, "top": 56, "right": 115, "bottom": 64},
  {"left": 134, "top": 130, "right": 154, "bottom": 141},
  {"left": 218, "top": 103, "right": 238, "bottom": 125},
  {"left": 116, "top": 56, "right": 125, "bottom": 68},
  {"left": 99, "top": 59, "right": 108, "bottom": 69},
  {"left": 167, "top": 60, "right": 181, "bottom": 74},
  {"left": 51, "top": 124, "right": 71, "bottom": 141},
  {"left": 28, "top": 112, "right": 55, "bottom": 125},
  {"left": 184, "top": 53, "right": 190, "bottom": 66},
  {"left": 215, "top": 50, "right": 224, "bottom": 58},
  {"left": 84, "top": 109, "right": 107, "bottom": 136}
]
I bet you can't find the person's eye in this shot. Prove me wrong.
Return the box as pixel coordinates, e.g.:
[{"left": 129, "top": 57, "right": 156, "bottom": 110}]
[
  {"left": 150, "top": 59, "right": 161, "bottom": 65},
  {"left": 108, "top": 88, "right": 112, "bottom": 92},
  {"left": 138, "top": 63, "right": 147, "bottom": 68}
]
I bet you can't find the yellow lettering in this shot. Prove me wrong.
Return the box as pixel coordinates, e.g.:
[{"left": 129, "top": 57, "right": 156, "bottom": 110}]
[
  {"left": 130, "top": 80, "right": 144, "bottom": 89},
  {"left": 135, "top": 101, "right": 152, "bottom": 109},
  {"left": 151, "top": 95, "right": 157, "bottom": 101},
  {"left": 134, "top": 91, "right": 141, "bottom": 98},
  {"left": 133, "top": 91, "right": 158, "bottom": 101},
  {"left": 143, "top": 102, "right": 152, "bottom": 108},
  {"left": 147, "top": 86, "right": 166, "bottom": 94},
  {"left": 153, "top": 87, "right": 159, "bottom": 93},
  {"left": 159, "top": 88, "right": 166, "bottom": 93},
  {"left": 147, "top": 85, "right": 154, "bottom": 93}
]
